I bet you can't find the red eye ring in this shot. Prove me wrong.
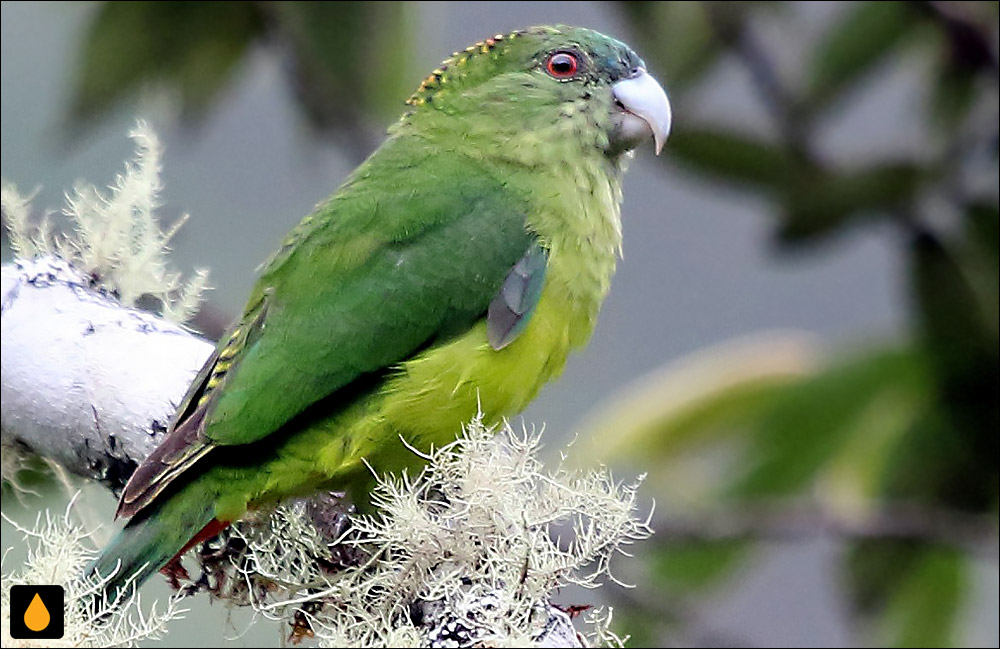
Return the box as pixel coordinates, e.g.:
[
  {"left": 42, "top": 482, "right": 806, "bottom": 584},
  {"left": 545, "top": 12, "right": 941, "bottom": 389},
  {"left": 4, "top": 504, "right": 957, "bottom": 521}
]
[{"left": 545, "top": 52, "right": 578, "bottom": 79}]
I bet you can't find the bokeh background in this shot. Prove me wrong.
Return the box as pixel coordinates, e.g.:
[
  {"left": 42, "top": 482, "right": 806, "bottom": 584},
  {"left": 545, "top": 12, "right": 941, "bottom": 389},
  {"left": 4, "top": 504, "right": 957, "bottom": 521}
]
[{"left": 2, "top": 2, "right": 997, "bottom": 647}]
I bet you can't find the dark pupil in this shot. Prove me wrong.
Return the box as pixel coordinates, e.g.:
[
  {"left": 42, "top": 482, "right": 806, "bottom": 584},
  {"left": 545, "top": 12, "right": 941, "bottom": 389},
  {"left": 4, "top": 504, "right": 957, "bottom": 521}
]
[{"left": 552, "top": 55, "right": 573, "bottom": 73}]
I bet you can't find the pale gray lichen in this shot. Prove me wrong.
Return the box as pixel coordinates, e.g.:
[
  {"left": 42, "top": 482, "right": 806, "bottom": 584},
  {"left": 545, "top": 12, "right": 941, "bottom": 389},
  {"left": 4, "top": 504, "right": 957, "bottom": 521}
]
[
  {"left": 1, "top": 411, "right": 648, "bottom": 647},
  {"left": 1, "top": 121, "right": 208, "bottom": 323},
  {"left": 215, "top": 416, "right": 651, "bottom": 647},
  {"left": 1, "top": 497, "right": 186, "bottom": 648}
]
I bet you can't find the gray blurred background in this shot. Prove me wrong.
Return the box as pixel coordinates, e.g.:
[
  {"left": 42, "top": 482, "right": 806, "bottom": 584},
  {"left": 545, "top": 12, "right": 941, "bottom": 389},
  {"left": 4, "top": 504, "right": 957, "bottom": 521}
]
[{"left": 2, "top": 2, "right": 996, "bottom": 647}]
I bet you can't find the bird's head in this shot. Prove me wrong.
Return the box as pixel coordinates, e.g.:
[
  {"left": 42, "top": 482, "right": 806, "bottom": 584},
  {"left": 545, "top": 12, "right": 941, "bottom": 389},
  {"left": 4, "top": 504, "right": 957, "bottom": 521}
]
[{"left": 399, "top": 26, "right": 671, "bottom": 164}]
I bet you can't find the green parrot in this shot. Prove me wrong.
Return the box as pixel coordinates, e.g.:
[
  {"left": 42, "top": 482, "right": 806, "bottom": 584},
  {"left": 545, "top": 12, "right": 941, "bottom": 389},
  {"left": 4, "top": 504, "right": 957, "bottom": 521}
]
[{"left": 90, "top": 25, "right": 671, "bottom": 596}]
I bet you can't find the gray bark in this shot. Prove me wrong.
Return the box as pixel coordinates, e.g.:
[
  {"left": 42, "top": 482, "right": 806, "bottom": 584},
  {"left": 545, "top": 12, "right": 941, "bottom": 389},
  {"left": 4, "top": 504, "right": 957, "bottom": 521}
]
[{"left": 1, "top": 256, "right": 212, "bottom": 492}]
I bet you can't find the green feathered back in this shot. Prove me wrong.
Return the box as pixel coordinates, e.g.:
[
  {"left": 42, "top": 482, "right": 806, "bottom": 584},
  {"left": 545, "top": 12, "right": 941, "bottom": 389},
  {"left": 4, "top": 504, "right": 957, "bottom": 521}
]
[{"left": 210, "top": 137, "right": 536, "bottom": 445}]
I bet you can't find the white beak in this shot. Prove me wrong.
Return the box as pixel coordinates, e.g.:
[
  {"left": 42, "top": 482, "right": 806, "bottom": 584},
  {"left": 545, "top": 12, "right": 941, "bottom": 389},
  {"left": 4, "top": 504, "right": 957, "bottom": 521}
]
[{"left": 612, "top": 69, "right": 672, "bottom": 155}]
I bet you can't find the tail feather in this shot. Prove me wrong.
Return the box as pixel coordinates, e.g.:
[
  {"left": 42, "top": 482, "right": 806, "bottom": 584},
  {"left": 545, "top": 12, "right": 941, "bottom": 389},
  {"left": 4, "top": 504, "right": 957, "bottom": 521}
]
[{"left": 88, "top": 493, "right": 217, "bottom": 603}]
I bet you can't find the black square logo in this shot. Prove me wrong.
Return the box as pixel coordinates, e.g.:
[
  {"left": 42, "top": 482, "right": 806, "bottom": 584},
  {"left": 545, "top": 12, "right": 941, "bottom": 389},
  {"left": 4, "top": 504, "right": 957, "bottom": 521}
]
[{"left": 8, "top": 585, "right": 65, "bottom": 639}]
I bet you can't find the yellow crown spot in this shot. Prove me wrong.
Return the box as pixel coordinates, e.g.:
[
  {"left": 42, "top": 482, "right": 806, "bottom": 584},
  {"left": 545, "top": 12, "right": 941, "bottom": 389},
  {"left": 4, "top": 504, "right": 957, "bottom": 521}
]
[
  {"left": 408, "top": 28, "right": 525, "bottom": 107},
  {"left": 24, "top": 593, "right": 50, "bottom": 632}
]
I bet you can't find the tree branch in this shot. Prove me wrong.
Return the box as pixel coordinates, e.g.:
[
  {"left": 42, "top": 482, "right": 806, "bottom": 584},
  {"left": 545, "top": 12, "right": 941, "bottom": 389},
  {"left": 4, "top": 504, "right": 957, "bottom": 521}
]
[{"left": 1, "top": 256, "right": 212, "bottom": 492}]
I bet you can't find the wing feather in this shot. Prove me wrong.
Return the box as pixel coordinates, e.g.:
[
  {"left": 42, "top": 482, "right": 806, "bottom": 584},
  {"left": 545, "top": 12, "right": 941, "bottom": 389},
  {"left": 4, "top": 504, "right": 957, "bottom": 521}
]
[
  {"left": 487, "top": 242, "right": 549, "bottom": 350},
  {"left": 116, "top": 136, "right": 541, "bottom": 519},
  {"left": 117, "top": 293, "right": 270, "bottom": 517}
]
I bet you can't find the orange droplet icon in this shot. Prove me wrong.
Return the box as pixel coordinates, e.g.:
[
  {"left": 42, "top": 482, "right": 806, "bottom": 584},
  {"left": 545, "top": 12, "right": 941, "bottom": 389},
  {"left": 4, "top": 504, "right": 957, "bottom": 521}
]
[{"left": 24, "top": 592, "right": 51, "bottom": 632}]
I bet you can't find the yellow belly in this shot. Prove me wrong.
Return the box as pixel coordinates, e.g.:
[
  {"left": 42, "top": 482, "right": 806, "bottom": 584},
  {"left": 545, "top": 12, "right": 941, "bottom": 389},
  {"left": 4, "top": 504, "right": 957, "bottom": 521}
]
[
  {"left": 287, "top": 284, "right": 574, "bottom": 484},
  {"left": 241, "top": 283, "right": 584, "bottom": 518},
  {"left": 251, "top": 227, "right": 616, "bottom": 513},
  {"left": 365, "top": 287, "right": 575, "bottom": 447}
]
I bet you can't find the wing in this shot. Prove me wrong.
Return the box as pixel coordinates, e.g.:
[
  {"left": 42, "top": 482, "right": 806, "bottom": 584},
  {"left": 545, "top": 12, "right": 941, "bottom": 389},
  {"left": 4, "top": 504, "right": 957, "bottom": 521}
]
[
  {"left": 487, "top": 242, "right": 548, "bottom": 350},
  {"left": 118, "top": 136, "right": 540, "bottom": 518},
  {"left": 116, "top": 294, "right": 269, "bottom": 518}
]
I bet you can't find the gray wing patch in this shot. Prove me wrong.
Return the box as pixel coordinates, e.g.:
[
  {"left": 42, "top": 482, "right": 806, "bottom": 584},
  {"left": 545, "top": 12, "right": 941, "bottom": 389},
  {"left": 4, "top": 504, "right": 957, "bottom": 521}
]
[{"left": 487, "top": 242, "right": 548, "bottom": 350}]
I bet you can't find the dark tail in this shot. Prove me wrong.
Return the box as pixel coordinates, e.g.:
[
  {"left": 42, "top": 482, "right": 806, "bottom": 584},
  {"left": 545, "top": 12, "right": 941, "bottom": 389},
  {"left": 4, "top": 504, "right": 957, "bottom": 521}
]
[{"left": 87, "top": 492, "right": 217, "bottom": 604}]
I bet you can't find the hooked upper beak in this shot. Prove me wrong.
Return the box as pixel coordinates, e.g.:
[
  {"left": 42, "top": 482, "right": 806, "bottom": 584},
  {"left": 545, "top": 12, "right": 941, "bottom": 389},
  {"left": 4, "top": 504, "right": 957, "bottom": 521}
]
[{"left": 611, "top": 69, "right": 672, "bottom": 155}]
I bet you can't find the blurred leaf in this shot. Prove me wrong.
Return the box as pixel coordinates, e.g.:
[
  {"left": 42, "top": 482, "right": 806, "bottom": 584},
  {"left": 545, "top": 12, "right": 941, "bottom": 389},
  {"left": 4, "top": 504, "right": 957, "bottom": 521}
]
[
  {"left": 609, "top": 379, "right": 792, "bottom": 462},
  {"left": 817, "top": 384, "right": 922, "bottom": 513},
  {"left": 878, "top": 405, "right": 976, "bottom": 513},
  {"left": 651, "top": 540, "right": 748, "bottom": 591},
  {"left": 611, "top": 609, "right": 659, "bottom": 648},
  {"left": 885, "top": 549, "right": 965, "bottom": 648},
  {"left": 575, "top": 334, "right": 817, "bottom": 469},
  {"left": 69, "top": 2, "right": 411, "bottom": 150},
  {"left": 928, "top": 59, "right": 979, "bottom": 134},
  {"left": 909, "top": 232, "right": 998, "bottom": 509},
  {"left": 965, "top": 201, "right": 999, "bottom": 264},
  {"left": 847, "top": 541, "right": 918, "bottom": 616},
  {"left": 263, "top": 2, "right": 411, "bottom": 134},
  {"left": 911, "top": 229, "right": 997, "bottom": 396},
  {"left": 666, "top": 126, "right": 798, "bottom": 190},
  {"left": 848, "top": 543, "right": 965, "bottom": 648},
  {"left": 962, "top": 202, "right": 1000, "bottom": 341},
  {"left": 779, "top": 162, "right": 925, "bottom": 244},
  {"left": 619, "top": 2, "right": 722, "bottom": 91},
  {"left": 731, "top": 348, "right": 928, "bottom": 498},
  {"left": 71, "top": 2, "right": 263, "bottom": 125},
  {"left": 924, "top": 1, "right": 1000, "bottom": 131},
  {"left": 803, "top": 1, "right": 918, "bottom": 114}
]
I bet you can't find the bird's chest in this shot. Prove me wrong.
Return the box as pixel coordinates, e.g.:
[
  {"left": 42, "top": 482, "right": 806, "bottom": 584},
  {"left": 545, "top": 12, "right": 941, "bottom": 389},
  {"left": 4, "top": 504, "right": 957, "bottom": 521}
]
[
  {"left": 334, "top": 170, "right": 623, "bottom": 469},
  {"left": 373, "top": 221, "right": 618, "bottom": 445}
]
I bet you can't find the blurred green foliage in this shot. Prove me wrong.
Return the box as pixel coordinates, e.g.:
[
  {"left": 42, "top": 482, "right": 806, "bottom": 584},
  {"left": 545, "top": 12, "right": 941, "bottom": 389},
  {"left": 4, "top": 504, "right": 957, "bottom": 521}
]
[
  {"left": 65, "top": 1, "right": 997, "bottom": 646},
  {"left": 71, "top": 2, "right": 263, "bottom": 123},
  {"left": 592, "top": 2, "right": 998, "bottom": 645},
  {"left": 71, "top": 1, "right": 411, "bottom": 152}
]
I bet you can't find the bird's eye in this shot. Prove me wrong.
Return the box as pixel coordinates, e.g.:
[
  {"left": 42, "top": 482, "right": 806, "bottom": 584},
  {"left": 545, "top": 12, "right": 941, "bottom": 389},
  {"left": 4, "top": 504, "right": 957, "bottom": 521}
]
[{"left": 545, "top": 52, "right": 579, "bottom": 79}]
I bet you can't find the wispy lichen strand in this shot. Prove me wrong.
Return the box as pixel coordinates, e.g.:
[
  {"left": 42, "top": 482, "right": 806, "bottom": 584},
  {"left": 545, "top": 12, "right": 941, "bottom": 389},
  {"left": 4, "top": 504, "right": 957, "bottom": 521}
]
[
  {"left": 0, "top": 121, "right": 208, "bottom": 322},
  {"left": 1, "top": 499, "right": 186, "bottom": 648},
  {"left": 1, "top": 416, "right": 648, "bottom": 646},
  {"left": 224, "top": 417, "right": 651, "bottom": 647}
]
